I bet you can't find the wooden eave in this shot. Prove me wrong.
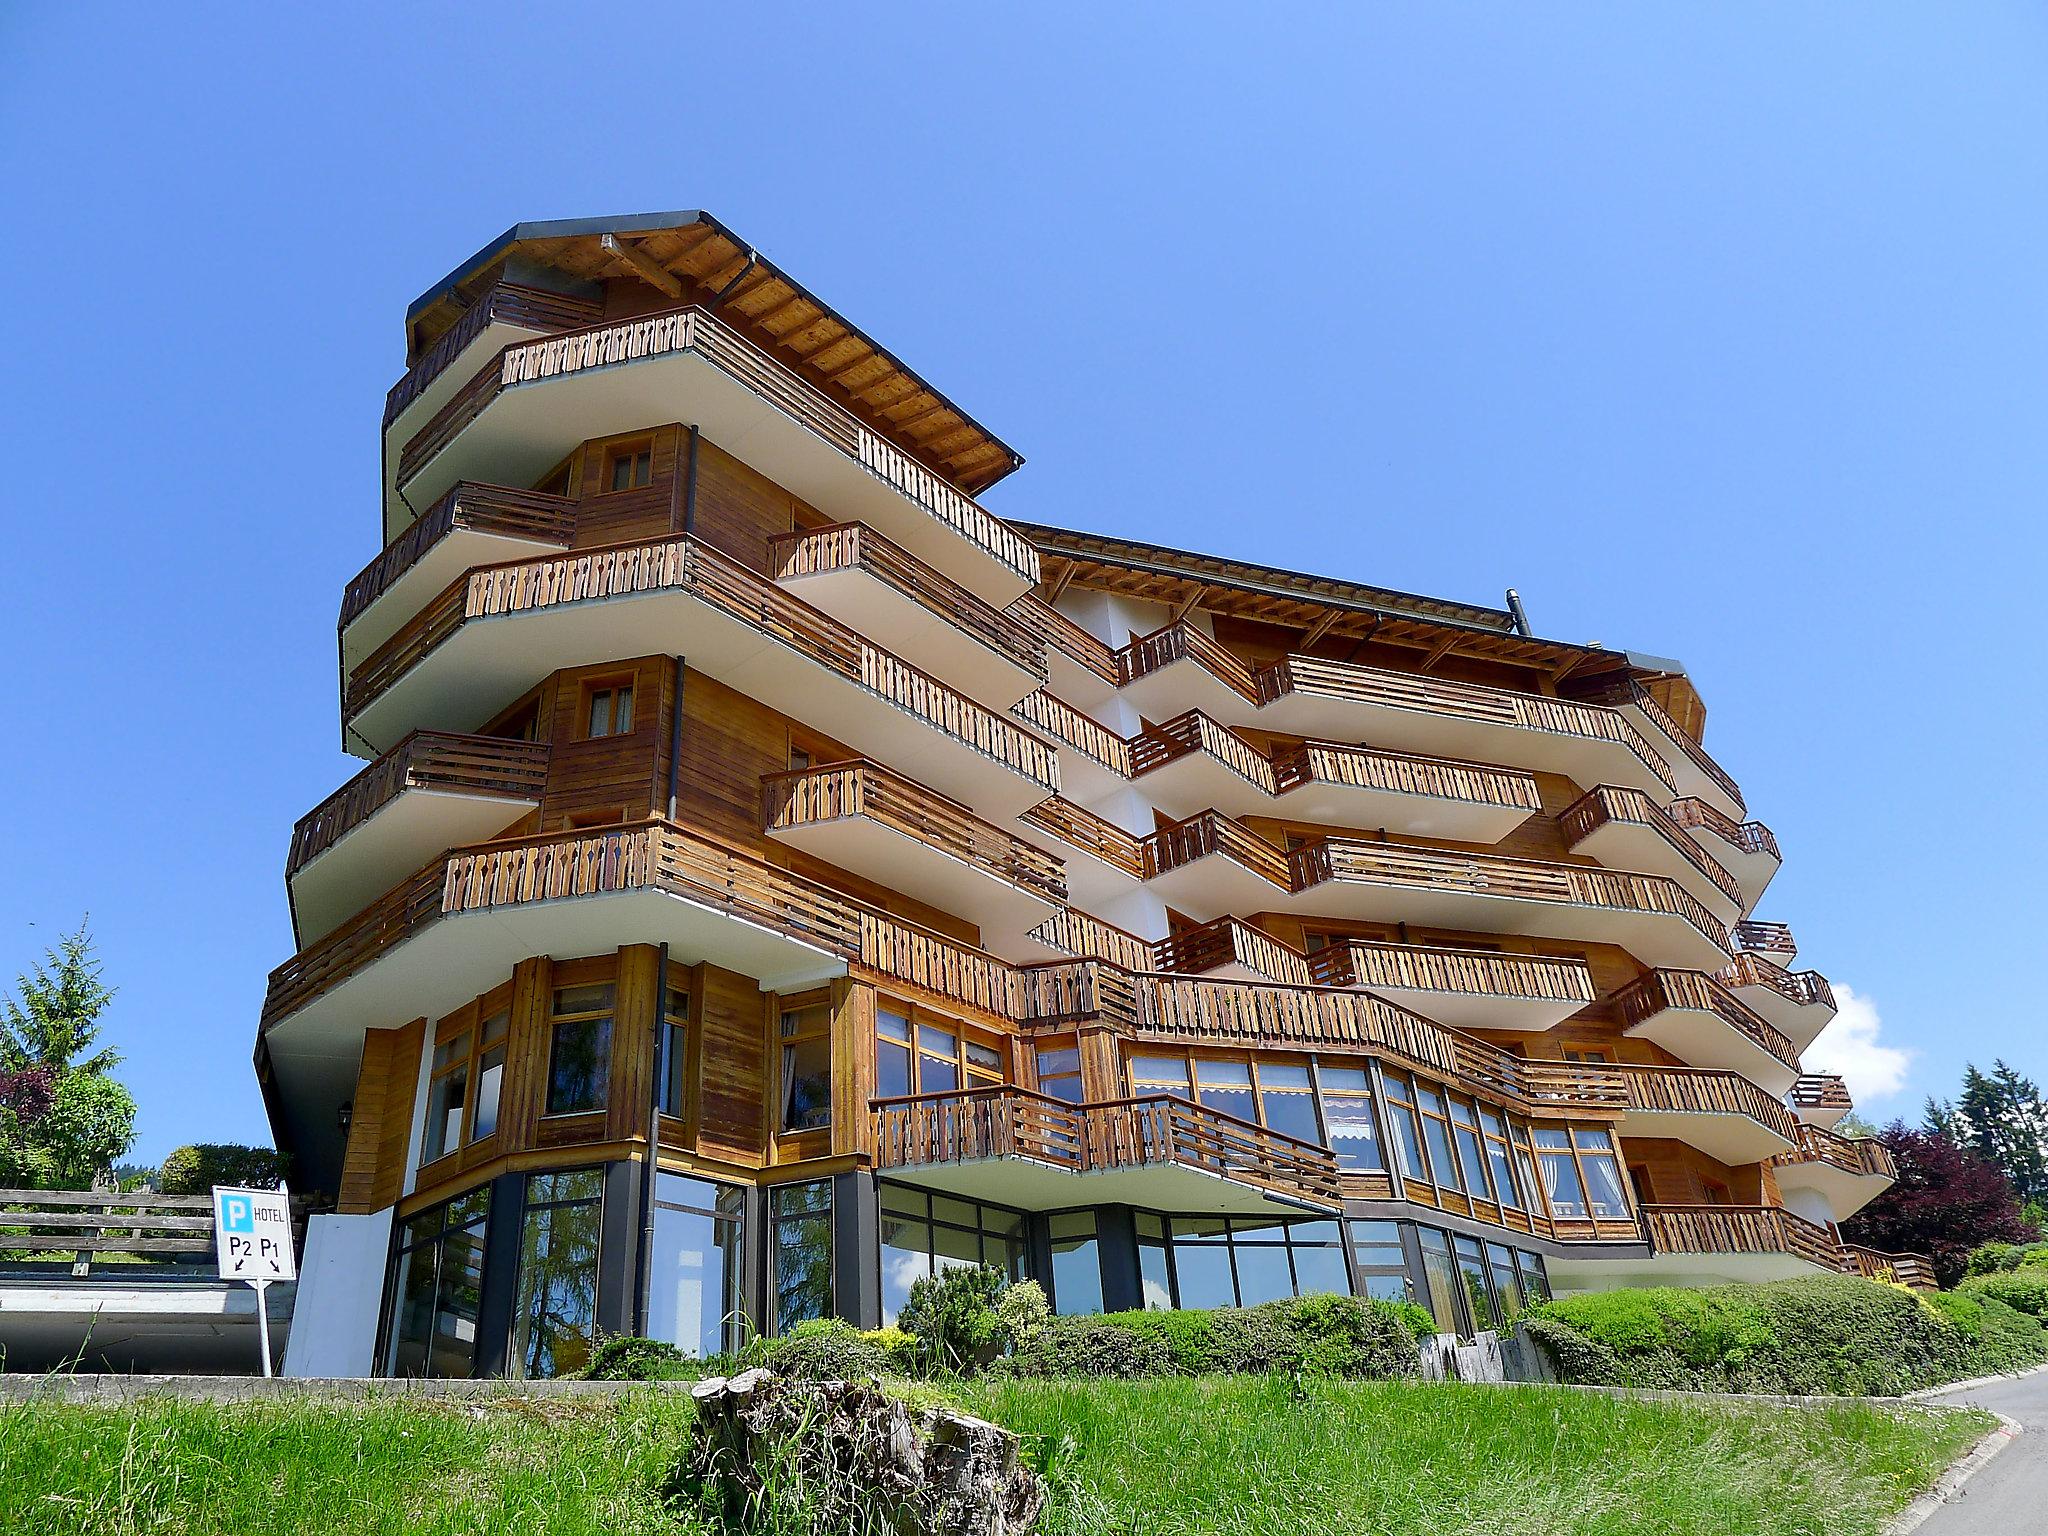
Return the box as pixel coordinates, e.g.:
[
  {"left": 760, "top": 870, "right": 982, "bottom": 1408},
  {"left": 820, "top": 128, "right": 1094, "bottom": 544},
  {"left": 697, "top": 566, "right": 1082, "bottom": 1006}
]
[
  {"left": 1021, "top": 523, "right": 1639, "bottom": 681},
  {"left": 403, "top": 212, "right": 1023, "bottom": 496}
]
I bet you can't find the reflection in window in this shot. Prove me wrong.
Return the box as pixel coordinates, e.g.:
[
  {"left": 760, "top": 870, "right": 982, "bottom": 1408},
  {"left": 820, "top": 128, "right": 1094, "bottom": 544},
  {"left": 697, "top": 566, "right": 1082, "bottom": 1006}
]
[
  {"left": 1534, "top": 1127, "right": 1588, "bottom": 1218},
  {"left": 1453, "top": 1235, "right": 1496, "bottom": 1331},
  {"left": 771, "top": 1180, "right": 833, "bottom": 1333},
  {"left": 1135, "top": 1212, "right": 1173, "bottom": 1310},
  {"left": 1142, "top": 1214, "right": 1352, "bottom": 1310},
  {"left": 471, "top": 1010, "right": 508, "bottom": 1143},
  {"left": 1316, "top": 1065, "right": 1383, "bottom": 1171},
  {"left": 1347, "top": 1218, "right": 1412, "bottom": 1305},
  {"left": 1382, "top": 1072, "right": 1427, "bottom": 1182},
  {"left": 878, "top": 1185, "right": 1027, "bottom": 1325},
  {"left": 1576, "top": 1129, "right": 1631, "bottom": 1218},
  {"left": 422, "top": 1030, "right": 470, "bottom": 1165},
  {"left": 780, "top": 1005, "right": 832, "bottom": 1132},
  {"left": 650, "top": 1174, "right": 746, "bottom": 1359},
  {"left": 1034, "top": 1043, "right": 1083, "bottom": 1104},
  {"left": 545, "top": 984, "right": 614, "bottom": 1116},
  {"left": 657, "top": 987, "right": 689, "bottom": 1117},
  {"left": 511, "top": 1169, "right": 604, "bottom": 1380},
  {"left": 1416, "top": 1227, "right": 1466, "bottom": 1335},
  {"left": 1049, "top": 1211, "right": 1102, "bottom": 1315},
  {"left": 385, "top": 1188, "right": 490, "bottom": 1378}
]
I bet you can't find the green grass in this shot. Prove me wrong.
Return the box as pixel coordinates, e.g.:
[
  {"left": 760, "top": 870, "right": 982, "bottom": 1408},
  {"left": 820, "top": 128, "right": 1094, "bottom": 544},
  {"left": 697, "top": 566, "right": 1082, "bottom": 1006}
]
[
  {"left": 0, "top": 1379, "right": 1990, "bottom": 1536},
  {"left": 961, "top": 1376, "right": 1991, "bottom": 1536}
]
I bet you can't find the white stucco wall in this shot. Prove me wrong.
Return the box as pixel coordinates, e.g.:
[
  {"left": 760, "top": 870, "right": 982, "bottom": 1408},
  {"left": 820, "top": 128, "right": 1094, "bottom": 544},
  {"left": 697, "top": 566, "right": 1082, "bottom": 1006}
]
[
  {"left": 281, "top": 1210, "right": 394, "bottom": 1377},
  {"left": 1780, "top": 1186, "right": 1837, "bottom": 1229}
]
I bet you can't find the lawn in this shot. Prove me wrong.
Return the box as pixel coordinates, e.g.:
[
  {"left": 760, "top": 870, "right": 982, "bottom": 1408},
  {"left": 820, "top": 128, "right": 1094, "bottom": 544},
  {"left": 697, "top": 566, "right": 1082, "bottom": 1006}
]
[{"left": 0, "top": 1379, "right": 1990, "bottom": 1536}]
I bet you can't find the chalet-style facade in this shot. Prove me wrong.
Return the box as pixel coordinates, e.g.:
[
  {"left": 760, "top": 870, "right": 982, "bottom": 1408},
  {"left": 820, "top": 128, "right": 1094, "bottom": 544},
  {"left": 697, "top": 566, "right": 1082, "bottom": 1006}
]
[{"left": 265, "top": 211, "right": 1926, "bottom": 1379}]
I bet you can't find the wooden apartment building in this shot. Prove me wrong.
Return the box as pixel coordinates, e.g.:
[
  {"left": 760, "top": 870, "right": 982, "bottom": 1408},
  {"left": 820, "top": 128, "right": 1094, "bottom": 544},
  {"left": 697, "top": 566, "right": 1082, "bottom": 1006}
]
[{"left": 261, "top": 211, "right": 1927, "bottom": 1379}]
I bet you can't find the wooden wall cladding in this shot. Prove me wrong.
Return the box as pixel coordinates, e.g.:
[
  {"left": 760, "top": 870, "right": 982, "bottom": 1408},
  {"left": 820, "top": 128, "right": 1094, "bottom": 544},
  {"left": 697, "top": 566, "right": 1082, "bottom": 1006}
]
[
  {"left": 336, "top": 1016, "right": 426, "bottom": 1214},
  {"left": 1623, "top": 1135, "right": 1769, "bottom": 1206},
  {"left": 694, "top": 961, "right": 770, "bottom": 1167}
]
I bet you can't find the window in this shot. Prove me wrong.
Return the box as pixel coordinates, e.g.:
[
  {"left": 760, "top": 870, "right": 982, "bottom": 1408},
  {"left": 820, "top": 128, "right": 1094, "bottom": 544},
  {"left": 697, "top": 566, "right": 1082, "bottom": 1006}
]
[
  {"left": 584, "top": 681, "right": 634, "bottom": 739},
  {"left": 770, "top": 1180, "right": 833, "bottom": 1333},
  {"left": 1382, "top": 1071, "right": 1428, "bottom": 1182},
  {"left": 384, "top": 1187, "right": 490, "bottom": 1377},
  {"left": 1314, "top": 1064, "right": 1383, "bottom": 1171},
  {"left": 1534, "top": 1127, "right": 1589, "bottom": 1218},
  {"left": 1532, "top": 1125, "right": 1630, "bottom": 1221},
  {"left": 510, "top": 1169, "right": 604, "bottom": 1379},
  {"left": 1257, "top": 1061, "right": 1322, "bottom": 1147},
  {"left": 1129, "top": 1053, "right": 1191, "bottom": 1100},
  {"left": 1486, "top": 1242, "right": 1525, "bottom": 1322},
  {"left": 1576, "top": 1129, "right": 1630, "bottom": 1218},
  {"left": 545, "top": 983, "right": 614, "bottom": 1116},
  {"left": 878, "top": 1185, "right": 1027, "bottom": 1325},
  {"left": 657, "top": 986, "right": 689, "bottom": 1118},
  {"left": 1142, "top": 1214, "right": 1353, "bottom": 1310},
  {"left": 1034, "top": 1042, "right": 1083, "bottom": 1104},
  {"left": 780, "top": 1001, "right": 832, "bottom": 1133},
  {"left": 471, "top": 1009, "right": 508, "bottom": 1143},
  {"left": 1515, "top": 1249, "right": 1552, "bottom": 1303},
  {"left": 650, "top": 1173, "right": 746, "bottom": 1359},
  {"left": 1193, "top": 1058, "right": 1255, "bottom": 1123},
  {"left": 1415, "top": 1227, "right": 1466, "bottom": 1335},
  {"left": 1415, "top": 1084, "right": 1463, "bottom": 1193},
  {"left": 1453, "top": 1234, "right": 1497, "bottom": 1331},
  {"left": 877, "top": 1004, "right": 1003, "bottom": 1102},
  {"left": 422, "top": 1027, "right": 470, "bottom": 1166},
  {"left": 787, "top": 745, "right": 811, "bottom": 772},
  {"left": 1049, "top": 1211, "right": 1103, "bottom": 1315},
  {"left": 1563, "top": 1049, "right": 1609, "bottom": 1064},
  {"left": 1478, "top": 1107, "right": 1521, "bottom": 1210},
  {"left": 1449, "top": 1097, "right": 1493, "bottom": 1201},
  {"left": 604, "top": 442, "right": 652, "bottom": 492},
  {"left": 1347, "top": 1219, "right": 1413, "bottom": 1304}
]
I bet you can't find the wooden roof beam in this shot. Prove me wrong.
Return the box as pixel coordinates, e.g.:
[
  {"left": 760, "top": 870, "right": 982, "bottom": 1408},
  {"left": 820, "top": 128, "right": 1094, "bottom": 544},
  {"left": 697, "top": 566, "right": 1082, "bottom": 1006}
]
[
  {"left": 1169, "top": 585, "right": 1210, "bottom": 625},
  {"left": 1417, "top": 633, "right": 1461, "bottom": 672},
  {"left": 1043, "top": 560, "right": 1078, "bottom": 603},
  {"left": 1300, "top": 610, "right": 1341, "bottom": 649},
  {"left": 599, "top": 234, "right": 682, "bottom": 299}
]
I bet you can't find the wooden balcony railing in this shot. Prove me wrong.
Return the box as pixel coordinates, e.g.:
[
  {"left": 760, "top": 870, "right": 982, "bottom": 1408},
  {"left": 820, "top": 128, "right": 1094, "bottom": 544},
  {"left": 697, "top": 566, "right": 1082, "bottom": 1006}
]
[
  {"left": 1270, "top": 740, "right": 1543, "bottom": 815},
  {"left": 1846, "top": 1244, "right": 1938, "bottom": 1291},
  {"left": 1559, "top": 785, "right": 1746, "bottom": 911},
  {"left": 1666, "top": 797, "right": 1781, "bottom": 863},
  {"left": 1717, "top": 952, "right": 1836, "bottom": 1014},
  {"left": 1620, "top": 1064, "right": 1799, "bottom": 1143},
  {"left": 767, "top": 522, "right": 1047, "bottom": 685},
  {"left": 1789, "top": 1074, "right": 1854, "bottom": 1116},
  {"left": 383, "top": 283, "right": 604, "bottom": 428},
  {"left": 1117, "top": 622, "right": 1262, "bottom": 704},
  {"left": 1642, "top": 1203, "right": 1845, "bottom": 1272},
  {"left": 762, "top": 759, "right": 1066, "bottom": 905},
  {"left": 1017, "top": 798, "right": 1146, "bottom": 879},
  {"left": 399, "top": 304, "right": 1038, "bottom": 585},
  {"left": 1262, "top": 654, "right": 1678, "bottom": 797},
  {"left": 1011, "top": 597, "right": 1119, "bottom": 689},
  {"left": 340, "top": 483, "right": 575, "bottom": 633},
  {"left": 1564, "top": 673, "right": 1746, "bottom": 816},
  {"left": 1154, "top": 916, "right": 1314, "bottom": 986},
  {"left": 870, "top": 1085, "right": 1344, "bottom": 1207},
  {"left": 1143, "top": 811, "right": 1293, "bottom": 890},
  {"left": 1010, "top": 691, "right": 1132, "bottom": 778},
  {"left": 1023, "top": 909, "right": 1158, "bottom": 973},
  {"left": 1306, "top": 939, "right": 1597, "bottom": 1011},
  {"left": 1774, "top": 1123, "right": 1897, "bottom": 1181},
  {"left": 345, "top": 536, "right": 1058, "bottom": 794},
  {"left": 287, "top": 732, "right": 549, "bottom": 879},
  {"left": 1611, "top": 969, "right": 1800, "bottom": 1076},
  {"left": 1733, "top": 920, "right": 1797, "bottom": 962},
  {"left": 1293, "top": 838, "right": 1733, "bottom": 953},
  {"left": 1130, "top": 710, "right": 1276, "bottom": 790}
]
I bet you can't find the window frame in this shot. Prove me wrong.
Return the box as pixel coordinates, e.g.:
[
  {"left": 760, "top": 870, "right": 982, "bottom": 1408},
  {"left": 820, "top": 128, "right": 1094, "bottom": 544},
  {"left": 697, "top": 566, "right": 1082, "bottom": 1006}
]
[
  {"left": 543, "top": 973, "right": 617, "bottom": 1119},
  {"left": 581, "top": 677, "right": 636, "bottom": 740},
  {"left": 777, "top": 991, "right": 834, "bottom": 1136},
  {"left": 600, "top": 439, "right": 654, "bottom": 494},
  {"left": 419, "top": 982, "right": 513, "bottom": 1169}
]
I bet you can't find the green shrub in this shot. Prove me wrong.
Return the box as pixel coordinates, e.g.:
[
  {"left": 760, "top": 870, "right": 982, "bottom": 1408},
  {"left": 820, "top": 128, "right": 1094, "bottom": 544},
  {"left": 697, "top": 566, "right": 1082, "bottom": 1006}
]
[
  {"left": 997, "top": 1278, "right": 1051, "bottom": 1347},
  {"left": 1527, "top": 1275, "right": 1986, "bottom": 1395},
  {"left": 1959, "top": 1295, "right": 2048, "bottom": 1376},
  {"left": 156, "top": 1143, "right": 288, "bottom": 1195},
  {"left": 1965, "top": 1240, "right": 2048, "bottom": 1276},
  {"left": 742, "top": 1318, "right": 889, "bottom": 1382},
  {"left": 578, "top": 1335, "right": 692, "bottom": 1381},
  {"left": 993, "top": 1294, "right": 1419, "bottom": 1380},
  {"left": 899, "top": 1264, "right": 1011, "bottom": 1371},
  {"left": 1958, "top": 1269, "right": 2048, "bottom": 1319},
  {"left": 1390, "top": 1300, "right": 1439, "bottom": 1339},
  {"left": 860, "top": 1326, "right": 919, "bottom": 1373}
]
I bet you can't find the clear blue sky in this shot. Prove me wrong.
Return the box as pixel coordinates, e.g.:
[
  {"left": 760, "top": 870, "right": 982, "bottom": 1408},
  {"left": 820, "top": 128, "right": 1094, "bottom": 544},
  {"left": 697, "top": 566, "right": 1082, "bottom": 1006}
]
[{"left": 3, "top": 5, "right": 2042, "bottom": 1162}]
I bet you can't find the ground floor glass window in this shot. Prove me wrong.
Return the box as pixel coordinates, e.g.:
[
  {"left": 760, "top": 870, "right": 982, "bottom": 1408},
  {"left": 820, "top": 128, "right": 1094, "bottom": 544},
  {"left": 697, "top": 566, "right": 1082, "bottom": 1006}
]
[
  {"left": 1134, "top": 1213, "right": 1350, "bottom": 1310},
  {"left": 1048, "top": 1211, "right": 1103, "bottom": 1315},
  {"left": 878, "top": 1185, "right": 1028, "bottom": 1325},
  {"left": 650, "top": 1173, "right": 746, "bottom": 1359},
  {"left": 385, "top": 1187, "right": 490, "bottom": 1378},
  {"left": 771, "top": 1180, "right": 833, "bottom": 1333},
  {"left": 510, "top": 1169, "right": 604, "bottom": 1379}
]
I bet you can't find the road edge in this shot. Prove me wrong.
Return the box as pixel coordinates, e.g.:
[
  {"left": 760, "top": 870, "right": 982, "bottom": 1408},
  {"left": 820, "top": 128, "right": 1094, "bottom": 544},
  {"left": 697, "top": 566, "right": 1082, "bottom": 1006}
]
[{"left": 1881, "top": 1411, "right": 2023, "bottom": 1536}]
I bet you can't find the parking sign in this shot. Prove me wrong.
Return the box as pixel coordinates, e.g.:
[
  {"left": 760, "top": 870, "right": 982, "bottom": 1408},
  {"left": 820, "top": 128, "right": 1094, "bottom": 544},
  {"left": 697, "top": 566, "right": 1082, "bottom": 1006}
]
[{"left": 213, "top": 1185, "right": 296, "bottom": 1282}]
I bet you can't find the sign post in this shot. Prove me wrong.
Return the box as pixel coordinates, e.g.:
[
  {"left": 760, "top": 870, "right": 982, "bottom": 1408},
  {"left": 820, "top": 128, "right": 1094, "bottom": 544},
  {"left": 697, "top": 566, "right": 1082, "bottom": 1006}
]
[{"left": 212, "top": 1185, "right": 296, "bottom": 1377}]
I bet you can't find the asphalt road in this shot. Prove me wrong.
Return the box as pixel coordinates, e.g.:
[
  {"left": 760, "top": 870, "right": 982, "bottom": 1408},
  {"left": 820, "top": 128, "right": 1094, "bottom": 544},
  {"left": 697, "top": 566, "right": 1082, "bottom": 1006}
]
[{"left": 1914, "top": 1370, "right": 2048, "bottom": 1534}]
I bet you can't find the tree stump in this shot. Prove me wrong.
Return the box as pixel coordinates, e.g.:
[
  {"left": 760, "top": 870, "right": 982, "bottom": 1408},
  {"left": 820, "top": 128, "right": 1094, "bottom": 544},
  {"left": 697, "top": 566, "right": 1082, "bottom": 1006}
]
[{"left": 677, "top": 1369, "right": 1044, "bottom": 1534}]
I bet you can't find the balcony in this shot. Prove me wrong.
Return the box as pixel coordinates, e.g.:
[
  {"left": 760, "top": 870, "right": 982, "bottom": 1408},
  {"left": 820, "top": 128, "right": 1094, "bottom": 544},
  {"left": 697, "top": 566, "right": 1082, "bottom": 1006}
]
[
  {"left": 1846, "top": 1244, "right": 1938, "bottom": 1292},
  {"left": 1140, "top": 812, "right": 1295, "bottom": 916},
  {"left": 1789, "top": 1073, "right": 1854, "bottom": 1130},
  {"left": 1615, "top": 1066, "right": 1798, "bottom": 1164},
  {"left": 762, "top": 760, "right": 1065, "bottom": 956},
  {"left": 1010, "top": 691, "right": 1132, "bottom": 802},
  {"left": 395, "top": 305, "right": 1038, "bottom": 604},
  {"left": 381, "top": 283, "right": 605, "bottom": 515},
  {"left": 287, "top": 732, "right": 549, "bottom": 944},
  {"left": 1305, "top": 939, "right": 1596, "bottom": 1033},
  {"left": 768, "top": 523, "right": 1046, "bottom": 707},
  {"left": 1564, "top": 674, "right": 1746, "bottom": 821},
  {"left": 1290, "top": 838, "right": 1733, "bottom": 969},
  {"left": 871, "top": 1085, "right": 1342, "bottom": 1215},
  {"left": 1112, "top": 628, "right": 1683, "bottom": 805},
  {"left": 1131, "top": 709, "right": 1542, "bottom": 843},
  {"left": 341, "top": 483, "right": 577, "bottom": 670},
  {"left": 1666, "top": 797, "right": 1781, "bottom": 902},
  {"left": 1154, "top": 917, "right": 1312, "bottom": 986},
  {"left": 1771, "top": 1123, "right": 1897, "bottom": 1221},
  {"left": 1612, "top": 969, "right": 1800, "bottom": 1096},
  {"left": 343, "top": 535, "right": 1059, "bottom": 818},
  {"left": 1637, "top": 1203, "right": 1847, "bottom": 1281},
  {"left": 1560, "top": 785, "right": 1746, "bottom": 924},
  {"left": 1733, "top": 919, "right": 1798, "bottom": 967},
  {"left": 1716, "top": 952, "right": 1836, "bottom": 1049},
  {"left": 1015, "top": 798, "right": 1146, "bottom": 907},
  {"left": 1012, "top": 597, "right": 1121, "bottom": 707}
]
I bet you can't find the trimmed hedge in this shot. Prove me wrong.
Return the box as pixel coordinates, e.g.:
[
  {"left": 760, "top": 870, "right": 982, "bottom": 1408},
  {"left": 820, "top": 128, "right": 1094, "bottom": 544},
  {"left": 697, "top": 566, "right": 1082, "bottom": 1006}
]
[
  {"left": 995, "top": 1293, "right": 1422, "bottom": 1380},
  {"left": 1957, "top": 1269, "right": 2048, "bottom": 1319},
  {"left": 1525, "top": 1274, "right": 2048, "bottom": 1395},
  {"left": 741, "top": 1318, "right": 890, "bottom": 1381},
  {"left": 1965, "top": 1240, "right": 2048, "bottom": 1276}
]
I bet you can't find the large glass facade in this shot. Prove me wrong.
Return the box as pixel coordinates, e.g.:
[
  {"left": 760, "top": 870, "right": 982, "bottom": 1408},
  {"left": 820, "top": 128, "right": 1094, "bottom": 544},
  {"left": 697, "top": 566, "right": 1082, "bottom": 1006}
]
[
  {"left": 770, "top": 1179, "right": 833, "bottom": 1333},
  {"left": 878, "top": 1185, "right": 1028, "bottom": 1325},
  {"left": 1392, "top": 1221, "right": 1551, "bottom": 1336},
  {"left": 1048, "top": 1211, "right": 1103, "bottom": 1315},
  {"left": 385, "top": 1188, "right": 490, "bottom": 1378},
  {"left": 649, "top": 1173, "right": 746, "bottom": 1359},
  {"left": 510, "top": 1169, "right": 604, "bottom": 1379},
  {"left": 1133, "top": 1213, "right": 1350, "bottom": 1310}
]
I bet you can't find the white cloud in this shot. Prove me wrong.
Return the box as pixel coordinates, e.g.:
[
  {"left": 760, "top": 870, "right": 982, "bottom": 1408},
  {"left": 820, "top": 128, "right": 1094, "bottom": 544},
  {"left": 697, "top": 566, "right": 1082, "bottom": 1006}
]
[{"left": 1801, "top": 984, "right": 1914, "bottom": 1105}]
